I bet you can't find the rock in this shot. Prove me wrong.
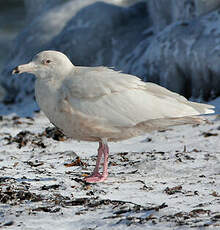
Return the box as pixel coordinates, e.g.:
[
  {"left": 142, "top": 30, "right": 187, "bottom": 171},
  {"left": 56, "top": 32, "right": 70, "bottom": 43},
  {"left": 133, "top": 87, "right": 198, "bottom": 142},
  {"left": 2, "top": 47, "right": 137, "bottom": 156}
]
[
  {"left": 24, "top": 0, "right": 63, "bottom": 22},
  {"left": 50, "top": 1, "right": 148, "bottom": 69},
  {"left": 148, "top": 0, "right": 220, "bottom": 32},
  {"left": 1, "top": 0, "right": 148, "bottom": 105},
  {"left": 0, "top": 85, "right": 6, "bottom": 101},
  {"left": 1, "top": 0, "right": 220, "bottom": 111},
  {"left": 145, "top": 9, "right": 220, "bottom": 100}
]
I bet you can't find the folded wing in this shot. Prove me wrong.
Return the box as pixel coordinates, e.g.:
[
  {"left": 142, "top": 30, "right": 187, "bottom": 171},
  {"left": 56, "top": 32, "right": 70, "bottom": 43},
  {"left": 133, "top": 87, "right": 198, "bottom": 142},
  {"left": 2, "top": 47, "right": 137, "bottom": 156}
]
[{"left": 60, "top": 66, "right": 214, "bottom": 129}]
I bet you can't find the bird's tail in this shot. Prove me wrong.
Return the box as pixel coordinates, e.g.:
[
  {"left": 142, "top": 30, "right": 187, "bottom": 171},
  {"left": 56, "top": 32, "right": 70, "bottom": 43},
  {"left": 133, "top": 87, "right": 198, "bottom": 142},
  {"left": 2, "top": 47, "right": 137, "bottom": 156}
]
[
  {"left": 189, "top": 101, "right": 215, "bottom": 115},
  {"left": 136, "top": 116, "right": 207, "bottom": 132}
]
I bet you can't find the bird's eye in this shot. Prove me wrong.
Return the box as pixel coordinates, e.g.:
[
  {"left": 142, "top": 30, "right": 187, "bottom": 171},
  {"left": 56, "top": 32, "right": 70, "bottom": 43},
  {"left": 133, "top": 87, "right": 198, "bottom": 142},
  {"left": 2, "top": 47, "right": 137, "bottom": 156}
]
[
  {"left": 42, "top": 59, "right": 51, "bottom": 65},
  {"left": 45, "top": 59, "right": 51, "bottom": 64}
]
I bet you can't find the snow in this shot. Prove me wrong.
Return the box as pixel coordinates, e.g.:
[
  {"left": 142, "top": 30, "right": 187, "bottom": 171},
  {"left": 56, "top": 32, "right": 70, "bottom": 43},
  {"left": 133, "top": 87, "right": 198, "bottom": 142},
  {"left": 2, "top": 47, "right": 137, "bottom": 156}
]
[{"left": 0, "top": 104, "right": 219, "bottom": 229}]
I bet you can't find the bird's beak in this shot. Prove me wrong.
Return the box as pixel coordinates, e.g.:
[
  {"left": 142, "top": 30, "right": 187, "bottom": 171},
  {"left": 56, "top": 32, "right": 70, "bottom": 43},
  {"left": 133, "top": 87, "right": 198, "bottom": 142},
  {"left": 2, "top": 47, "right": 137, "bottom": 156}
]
[{"left": 12, "top": 62, "right": 37, "bottom": 75}]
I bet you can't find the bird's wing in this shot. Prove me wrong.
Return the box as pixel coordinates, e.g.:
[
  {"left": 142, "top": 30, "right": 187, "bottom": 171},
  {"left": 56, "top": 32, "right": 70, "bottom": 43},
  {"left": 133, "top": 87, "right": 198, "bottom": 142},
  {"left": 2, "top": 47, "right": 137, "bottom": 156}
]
[
  {"left": 63, "top": 66, "right": 147, "bottom": 98},
  {"left": 58, "top": 66, "right": 214, "bottom": 128}
]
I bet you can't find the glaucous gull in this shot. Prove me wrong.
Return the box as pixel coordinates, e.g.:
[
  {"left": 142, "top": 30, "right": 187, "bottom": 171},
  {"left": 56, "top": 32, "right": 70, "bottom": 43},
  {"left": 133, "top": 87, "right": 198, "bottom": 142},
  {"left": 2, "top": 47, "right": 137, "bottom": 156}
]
[{"left": 12, "top": 50, "right": 215, "bottom": 183}]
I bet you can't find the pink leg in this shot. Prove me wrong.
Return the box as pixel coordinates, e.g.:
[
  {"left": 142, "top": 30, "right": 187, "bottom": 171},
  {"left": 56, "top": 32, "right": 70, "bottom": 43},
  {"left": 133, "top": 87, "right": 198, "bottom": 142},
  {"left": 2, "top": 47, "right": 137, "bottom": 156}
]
[
  {"left": 90, "top": 142, "right": 103, "bottom": 175},
  {"left": 85, "top": 140, "right": 109, "bottom": 183},
  {"left": 102, "top": 143, "right": 109, "bottom": 179}
]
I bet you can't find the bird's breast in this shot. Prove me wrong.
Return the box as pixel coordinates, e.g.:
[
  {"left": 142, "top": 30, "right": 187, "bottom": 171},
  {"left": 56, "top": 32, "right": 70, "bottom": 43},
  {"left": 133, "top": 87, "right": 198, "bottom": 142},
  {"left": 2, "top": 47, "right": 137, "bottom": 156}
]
[
  {"left": 35, "top": 79, "right": 59, "bottom": 119},
  {"left": 35, "top": 79, "right": 86, "bottom": 139}
]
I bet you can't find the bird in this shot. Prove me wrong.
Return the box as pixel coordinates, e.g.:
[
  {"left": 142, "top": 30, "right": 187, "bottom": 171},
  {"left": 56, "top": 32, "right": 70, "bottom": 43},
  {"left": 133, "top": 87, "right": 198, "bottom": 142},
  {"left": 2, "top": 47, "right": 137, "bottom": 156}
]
[{"left": 12, "top": 50, "right": 215, "bottom": 183}]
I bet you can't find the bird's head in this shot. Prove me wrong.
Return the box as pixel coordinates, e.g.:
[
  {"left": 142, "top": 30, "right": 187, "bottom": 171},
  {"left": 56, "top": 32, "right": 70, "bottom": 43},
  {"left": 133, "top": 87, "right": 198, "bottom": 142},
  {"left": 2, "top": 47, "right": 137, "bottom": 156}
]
[{"left": 12, "top": 50, "right": 74, "bottom": 79}]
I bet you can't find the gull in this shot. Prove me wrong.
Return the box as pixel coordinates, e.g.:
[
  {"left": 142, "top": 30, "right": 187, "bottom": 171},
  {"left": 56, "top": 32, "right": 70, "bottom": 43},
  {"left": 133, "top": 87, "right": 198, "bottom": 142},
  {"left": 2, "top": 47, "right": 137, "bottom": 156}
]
[{"left": 12, "top": 50, "right": 215, "bottom": 183}]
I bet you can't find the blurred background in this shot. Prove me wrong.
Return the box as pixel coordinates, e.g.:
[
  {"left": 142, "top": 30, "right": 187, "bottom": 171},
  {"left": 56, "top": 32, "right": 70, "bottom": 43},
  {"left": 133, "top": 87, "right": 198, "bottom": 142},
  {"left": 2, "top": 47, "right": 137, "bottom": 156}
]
[
  {"left": 0, "top": 0, "right": 220, "bottom": 115},
  {"left": 0, "top": 0, "right": 25, "bottom": 70},
  {"left": 0, "top": 0, "right": 136, "bottom": 70}
]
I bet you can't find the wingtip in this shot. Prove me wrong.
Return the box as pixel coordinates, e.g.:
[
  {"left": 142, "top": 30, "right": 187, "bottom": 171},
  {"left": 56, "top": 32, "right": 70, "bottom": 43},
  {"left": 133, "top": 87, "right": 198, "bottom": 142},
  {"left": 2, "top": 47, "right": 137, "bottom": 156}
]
[{"left": 204, "top": 104, "right": 215, "bottom": 114}]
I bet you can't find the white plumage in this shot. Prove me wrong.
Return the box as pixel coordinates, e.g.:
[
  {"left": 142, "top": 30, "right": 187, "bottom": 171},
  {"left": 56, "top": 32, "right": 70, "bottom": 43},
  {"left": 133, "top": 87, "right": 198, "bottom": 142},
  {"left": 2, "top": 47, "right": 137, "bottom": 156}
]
[{"left": 13, "top": 50, "right": 215, "bottom": 182}]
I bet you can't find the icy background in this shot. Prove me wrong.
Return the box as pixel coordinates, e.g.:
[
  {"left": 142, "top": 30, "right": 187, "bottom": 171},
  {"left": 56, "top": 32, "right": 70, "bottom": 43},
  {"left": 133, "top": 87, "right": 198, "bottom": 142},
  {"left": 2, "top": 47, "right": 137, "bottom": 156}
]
[{"left": 1, "top": 0, "right": 220, "bottom": 109}]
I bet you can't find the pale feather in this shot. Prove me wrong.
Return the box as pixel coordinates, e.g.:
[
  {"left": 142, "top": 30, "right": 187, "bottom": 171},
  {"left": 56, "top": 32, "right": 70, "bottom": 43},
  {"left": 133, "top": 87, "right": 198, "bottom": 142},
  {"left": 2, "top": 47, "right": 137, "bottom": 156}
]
[
  {"left": 61, "top": 66, "right": 214, "bottom": 127},
  {"left": 35, "top": 65, "right": 214, "bottom": 142}
]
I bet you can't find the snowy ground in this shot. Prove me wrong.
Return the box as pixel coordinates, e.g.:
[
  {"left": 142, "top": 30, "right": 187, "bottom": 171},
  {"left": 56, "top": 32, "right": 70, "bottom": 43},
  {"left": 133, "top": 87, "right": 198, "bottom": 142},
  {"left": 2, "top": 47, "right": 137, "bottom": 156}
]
[{"left": 0, "top": 108, "right": 219, "bottom": 229}]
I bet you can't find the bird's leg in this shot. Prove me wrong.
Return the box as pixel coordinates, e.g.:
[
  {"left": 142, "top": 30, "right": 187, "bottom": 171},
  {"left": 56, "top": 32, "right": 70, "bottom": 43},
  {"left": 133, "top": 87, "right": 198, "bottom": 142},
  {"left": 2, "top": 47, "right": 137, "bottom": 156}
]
[
  {"left": 91, "top": 142, "right": 103, "bottom": 175},
  {"left": 85, "top": 139, "right": 109, "bottom": 183},
  {"left": 102, "top": 142, "right": 109, "bottom": 179}
]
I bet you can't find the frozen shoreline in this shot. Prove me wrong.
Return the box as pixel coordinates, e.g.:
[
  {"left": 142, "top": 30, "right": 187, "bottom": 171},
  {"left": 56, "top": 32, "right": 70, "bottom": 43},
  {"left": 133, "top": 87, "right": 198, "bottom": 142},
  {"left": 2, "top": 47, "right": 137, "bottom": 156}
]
[{"left": 0, "top": 112, "right": 219, "bottom": 229}]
